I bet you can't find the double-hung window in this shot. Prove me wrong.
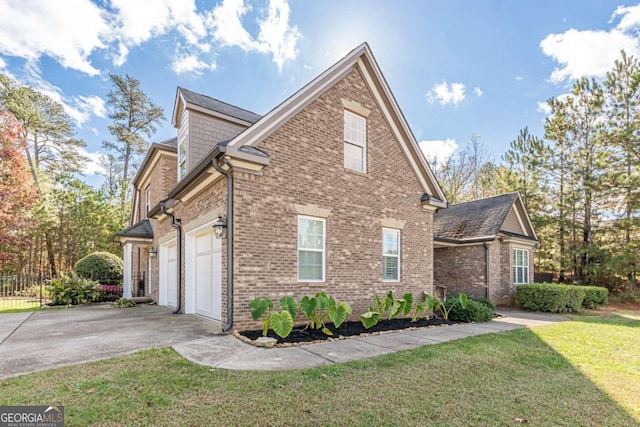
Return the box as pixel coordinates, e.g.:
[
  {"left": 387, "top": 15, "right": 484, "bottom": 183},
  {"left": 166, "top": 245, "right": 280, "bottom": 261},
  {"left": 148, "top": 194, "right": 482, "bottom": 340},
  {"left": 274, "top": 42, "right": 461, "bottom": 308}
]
[
  {"left": 178, "top": 134, "right": 187, "bottom": 179},
  {"left": 145, "top": 185, "right": 151, "bottom": 217},
  {"left": 382, "top": 228, "right": 400, "bottom": 281},
  {"left": 344, "top": 110, "right": 366, "bottom": 172},
  {"left": 513, "top": 248, "right": 529, "bottom": 284},
  {"left": 298, "top": 216, "right": 325, "bottom": 282}
]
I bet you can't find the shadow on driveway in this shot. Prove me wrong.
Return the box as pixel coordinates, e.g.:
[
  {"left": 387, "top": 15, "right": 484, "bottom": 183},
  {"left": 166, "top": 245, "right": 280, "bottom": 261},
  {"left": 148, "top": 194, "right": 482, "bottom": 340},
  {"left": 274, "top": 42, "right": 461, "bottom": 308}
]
[{"left": 0, "top": 305, "right": 221, "bottom": 379}]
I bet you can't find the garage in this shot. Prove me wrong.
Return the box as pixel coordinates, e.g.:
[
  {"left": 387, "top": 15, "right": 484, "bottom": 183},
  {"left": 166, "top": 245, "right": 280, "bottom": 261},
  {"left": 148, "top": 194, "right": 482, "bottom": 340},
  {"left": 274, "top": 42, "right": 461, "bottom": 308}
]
[
  {"left": 185, "top": 226, "right": 222, "bottom": 320},
  {"left": 159, "top": 240, "right": 178, "bottom": 308}
]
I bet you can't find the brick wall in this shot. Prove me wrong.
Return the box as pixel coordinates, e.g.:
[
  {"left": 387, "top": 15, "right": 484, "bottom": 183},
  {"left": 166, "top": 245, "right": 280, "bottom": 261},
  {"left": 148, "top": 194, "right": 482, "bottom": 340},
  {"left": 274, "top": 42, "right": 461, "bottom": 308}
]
[
  {"left": 231, "top": 66, "right": 434, "bottom": 330},
  {"left": 433, "top": 245, "right": 487, "bottom": 299},
  {"left": 148, "top": 178, "right": 227, "bottom": 314}
]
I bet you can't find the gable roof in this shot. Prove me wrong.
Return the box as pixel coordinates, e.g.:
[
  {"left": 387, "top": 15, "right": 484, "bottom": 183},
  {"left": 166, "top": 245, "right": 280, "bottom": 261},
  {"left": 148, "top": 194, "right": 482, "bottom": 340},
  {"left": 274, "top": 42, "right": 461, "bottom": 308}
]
[
  {"left": 223, "top": 42, "right": 447, "bottom": 207},
  {"left": 433, "top": 192, "right": 537, "bottom": 242},
  {"left": 173, "top": 87, "right": 262, "bottom": 126},
  {"left": 131, "top": 137, "right": 177, "bottom": 187},
  {"left": 115, "top": 219, "right": 153, "bottom": 241}
]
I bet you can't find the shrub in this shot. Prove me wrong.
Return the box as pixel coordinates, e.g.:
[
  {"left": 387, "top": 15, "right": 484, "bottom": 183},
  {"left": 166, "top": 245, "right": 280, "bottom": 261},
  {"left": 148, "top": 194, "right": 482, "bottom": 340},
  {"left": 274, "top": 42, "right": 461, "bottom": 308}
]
[
  {"left": 471, "top": 297, "right": 495, "bottom": 311},
  {"left": 575, "top": 286, "right": 608, "bottom": 308},
  {"left": 446, "top": 299, "right": 494, "bottom": 323},
  {"left": 115, "top": 297, "right": 135, "bottom": 308},
  {"left": 98, "top": 284, "right": 123, "bottom": 302},
  {"left": 516, "top": 283, "right": 585, "bottom": 313},
  {"left": 74, "top": 252, "right": 123, "bottom": 286},
  {"left": 48, "top": 274, "right": 101, "bottom": 306}
]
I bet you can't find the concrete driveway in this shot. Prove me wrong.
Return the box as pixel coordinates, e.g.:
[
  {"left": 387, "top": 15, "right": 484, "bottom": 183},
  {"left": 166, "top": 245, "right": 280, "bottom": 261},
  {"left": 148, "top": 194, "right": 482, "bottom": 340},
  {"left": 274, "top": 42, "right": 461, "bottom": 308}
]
[{"left": 0, "top": 305, "right": 221, "bottom": 379}]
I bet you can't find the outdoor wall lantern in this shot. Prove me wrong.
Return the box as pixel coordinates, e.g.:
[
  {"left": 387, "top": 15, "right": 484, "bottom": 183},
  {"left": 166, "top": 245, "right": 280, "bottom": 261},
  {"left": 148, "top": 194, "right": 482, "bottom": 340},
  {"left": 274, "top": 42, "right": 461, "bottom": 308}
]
[
  {"left": 213, "top": 215, "right": 228, "bottom": 239},
  {"left": 148, "top": 247, "right": 158, "bottom": 258}
]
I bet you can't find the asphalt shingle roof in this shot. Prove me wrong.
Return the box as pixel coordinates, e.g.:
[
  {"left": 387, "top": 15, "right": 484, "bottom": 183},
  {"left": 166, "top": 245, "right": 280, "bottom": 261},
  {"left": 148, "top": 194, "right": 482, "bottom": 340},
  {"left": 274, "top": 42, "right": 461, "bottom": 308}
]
[
  {"left": 433, "top": 193, "right": 518, "bottom": 240},
  {"left": 179, "top": 87, "right": 262, "bottom": 124},
  {"left": 115, "top": 219, "right": 153, "bottom": 239}
]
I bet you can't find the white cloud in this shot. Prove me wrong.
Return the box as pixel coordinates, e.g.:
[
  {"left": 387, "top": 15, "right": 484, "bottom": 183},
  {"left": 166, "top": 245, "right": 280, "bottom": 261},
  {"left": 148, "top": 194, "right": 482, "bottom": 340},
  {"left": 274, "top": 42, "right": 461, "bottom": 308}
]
[
  {"left": 540, "top": 5, "right": 640, "bottom": 84},
  {"left": 0, "top": 0, "right": 109, "bottom": 76},
  {"left": 21, "top": 65, "right": 105, "bottom": 126},
  {"left": 207, "top": 0, "right": 301, "bottom": 71},
  {"left": 426, "top": 82, "right": 466, "bottom": 106},
  {"left": 75, "top": 95, "right": 106, "bottom": 118},
  {"left": 171, "top": 54, "right": 216, "bottom": 75},
  {"left": 537, "top": 101, "right": 552, "bottom": 115},
  {"left": 0, "top": 57, "right": 6, "bottom": 70},
  {"left": 78, "top": 147, "right": 106, "bottom": 175},
  {"left": 110, "top": 0, "right": 208, "bottom": 66},
  {"left": 515, "top": 76, "right": 523, "bottom": 81},
  {"left": 473, "top": 86, "right": 483, "bottom": 97},
  {"left": 537, "top": 93, "right": 571, "bottom": 116},
  {"left": 0, "top": 0, "right": 301, "bottom": 76},
  {"left": 419, "top": 138, "right": 458, "bottom": 166},
  {"left": 256, "top": 0, "right": 302, "bottom": 70}
]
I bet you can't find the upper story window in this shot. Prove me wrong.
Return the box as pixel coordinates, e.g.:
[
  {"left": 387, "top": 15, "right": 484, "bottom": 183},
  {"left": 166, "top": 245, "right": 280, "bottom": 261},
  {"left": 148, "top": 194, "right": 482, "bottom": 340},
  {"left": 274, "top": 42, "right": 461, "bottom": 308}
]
[
  {"left": 145, "top": 185, "right": 151, "bottom": 217},
  {"left": 344, "top": 110, "right": 366, "bottom": 173},
  {"left": 298, "top": 216, "right": 325, "bottom": 282},
  {"left": 513, "top": 248, "right": 529, "bottom": 284},
  {"left": 178, "top": 134, "right": 187, "bottom": 179},
  {"left": 382, "top": 228, "right": 400, "bottom": 282}
]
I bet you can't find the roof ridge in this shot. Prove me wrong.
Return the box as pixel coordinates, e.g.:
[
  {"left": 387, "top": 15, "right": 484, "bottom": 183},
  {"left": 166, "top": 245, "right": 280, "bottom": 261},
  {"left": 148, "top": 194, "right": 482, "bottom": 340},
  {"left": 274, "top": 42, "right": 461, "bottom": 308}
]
[
  {"left": 446, "top": 192, "right": 518, "bottom": 208},
  {"left": 178, "top": 86, "right": 262, "bottom": 118}
]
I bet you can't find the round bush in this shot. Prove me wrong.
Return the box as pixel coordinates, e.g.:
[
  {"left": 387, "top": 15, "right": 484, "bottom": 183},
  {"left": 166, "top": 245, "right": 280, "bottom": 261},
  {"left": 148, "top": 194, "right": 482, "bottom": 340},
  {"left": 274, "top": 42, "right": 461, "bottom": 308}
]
[
  {"left": 74, "top": 251, "right": 124, "bottom": 285},
  {"left": 445, "top": 298, "right": 495, "bottom": 323}
]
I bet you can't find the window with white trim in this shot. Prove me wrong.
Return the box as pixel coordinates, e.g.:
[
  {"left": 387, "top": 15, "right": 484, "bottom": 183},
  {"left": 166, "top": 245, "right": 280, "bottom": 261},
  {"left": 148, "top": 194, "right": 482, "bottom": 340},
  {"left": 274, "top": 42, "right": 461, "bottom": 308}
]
[
  {"left": 145, "top": 185, "right": 151, "bottom": 217},
  {"left": 298, "top": 216, "right": 325, "bottom": 282},
  {"left": 382, "top": 228, "right": 400, "bottom": 281},
  {"left": 513, "top": 248, "right": 529, "bottom": 284},
  {"left": 178, "top": 134, "right": 187, "bottom": 179},
  {"left": 344, "top": 110, "right": 366, "bottom": 172}
]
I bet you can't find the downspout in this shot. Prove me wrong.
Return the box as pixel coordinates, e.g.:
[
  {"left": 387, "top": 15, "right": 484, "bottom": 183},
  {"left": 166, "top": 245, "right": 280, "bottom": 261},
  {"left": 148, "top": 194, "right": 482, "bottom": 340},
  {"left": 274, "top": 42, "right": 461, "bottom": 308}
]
[
  {"left": 212, "top": 156, "right": 234, "bottom": 332},
  {"left": 162, "top": 203, "right": 182, "bottom": 315},
  {"left": 483, "top": 242, "right": 490, "bottom": 300}
]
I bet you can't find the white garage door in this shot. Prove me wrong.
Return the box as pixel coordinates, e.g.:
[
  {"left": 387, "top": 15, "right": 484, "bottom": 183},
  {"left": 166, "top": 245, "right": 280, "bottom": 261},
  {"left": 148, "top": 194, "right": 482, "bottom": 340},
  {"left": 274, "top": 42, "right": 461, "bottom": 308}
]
[
  {"left": 194, "top": 230, "right": 222, "bottom": 319},
  {"left": 159, "top": 241, "right": 178, "bottom": 308}
]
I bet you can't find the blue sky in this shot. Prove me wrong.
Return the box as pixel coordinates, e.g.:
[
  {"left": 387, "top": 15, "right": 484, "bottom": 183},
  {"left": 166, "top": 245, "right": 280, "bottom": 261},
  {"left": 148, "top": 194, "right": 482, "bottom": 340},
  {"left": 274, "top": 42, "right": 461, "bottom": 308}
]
[{"left": 1, "top": 0, "right": 640, "bottom": 187}]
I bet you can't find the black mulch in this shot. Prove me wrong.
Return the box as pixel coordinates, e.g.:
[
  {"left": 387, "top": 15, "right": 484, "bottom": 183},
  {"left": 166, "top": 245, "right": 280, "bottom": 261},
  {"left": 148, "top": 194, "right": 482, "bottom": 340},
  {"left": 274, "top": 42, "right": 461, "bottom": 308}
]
[{"left": 240, "top": 317, "right": 460, "bottom": 344}]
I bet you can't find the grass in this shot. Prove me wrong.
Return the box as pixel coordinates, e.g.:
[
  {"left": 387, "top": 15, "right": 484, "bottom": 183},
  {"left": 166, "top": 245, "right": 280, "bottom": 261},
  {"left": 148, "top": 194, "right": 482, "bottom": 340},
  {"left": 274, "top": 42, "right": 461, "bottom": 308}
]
[
  {"left": 0, "top": 298, "right": 41, "bottom": 312},
  {"left": 1, "top": 313, "right": 639, "bottom": 426}
]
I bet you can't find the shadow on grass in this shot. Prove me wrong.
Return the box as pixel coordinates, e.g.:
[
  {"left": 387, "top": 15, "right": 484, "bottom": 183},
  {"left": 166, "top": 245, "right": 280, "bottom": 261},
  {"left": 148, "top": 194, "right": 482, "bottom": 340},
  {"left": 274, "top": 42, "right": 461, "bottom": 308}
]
[
  {"left": 0, "top": 321, "right": 638, "bottom": 426},
  {"left": 569, "top": 311, "right": 640, "bottom": 328}
]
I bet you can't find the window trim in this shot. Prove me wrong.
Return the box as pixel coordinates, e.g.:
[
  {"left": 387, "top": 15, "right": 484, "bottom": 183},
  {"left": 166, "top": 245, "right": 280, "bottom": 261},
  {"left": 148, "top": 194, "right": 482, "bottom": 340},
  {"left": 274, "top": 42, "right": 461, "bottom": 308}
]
[
  {"left": 178, "top": 133, "right": 187, "bottom": 180},
  {"left": 297, "top": 215, "right": 326, "bottom": 283},
  {"left": 144, "top": 185, "right": 151, "bottom": 217},
  {"left": 512, "top": 247, "right": 530, "bottom": 285},
  {"left": 382, "top": 227, "right": 401, "bottom": 282},
  {"left": 343, "top": 110, "right": 367, "bottom": 173}
]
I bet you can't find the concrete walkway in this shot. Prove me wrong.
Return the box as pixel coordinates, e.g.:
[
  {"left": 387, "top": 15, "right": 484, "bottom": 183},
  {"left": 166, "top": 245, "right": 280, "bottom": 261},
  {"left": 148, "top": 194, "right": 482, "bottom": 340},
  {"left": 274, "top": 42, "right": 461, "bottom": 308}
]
[
  {"left": 173, "top": 309, "right": 568, "bottom": 371},
  {"left": 0, "top": 306, "right": 566, "bottom": 378}
]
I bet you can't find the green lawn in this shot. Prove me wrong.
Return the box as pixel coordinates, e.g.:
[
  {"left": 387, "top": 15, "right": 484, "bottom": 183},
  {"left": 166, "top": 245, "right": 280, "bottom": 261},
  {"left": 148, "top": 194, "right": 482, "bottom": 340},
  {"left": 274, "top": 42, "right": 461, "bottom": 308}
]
[
  {"left": 0, "top": 298, "right": 41, "bottom": 312},
  {"left": 1, "top": 312, "right": 638, "bottom": 426}
]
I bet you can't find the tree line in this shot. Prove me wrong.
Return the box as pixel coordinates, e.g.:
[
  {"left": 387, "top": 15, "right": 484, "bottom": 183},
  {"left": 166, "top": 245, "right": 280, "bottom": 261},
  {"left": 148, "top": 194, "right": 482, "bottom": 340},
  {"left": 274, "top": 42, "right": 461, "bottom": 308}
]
[
  {"left": 0, "top": 73, "right": 163, "bottom": 277},
  {"left": 434, "top": 51, "right": 640, "bottom": 292}
]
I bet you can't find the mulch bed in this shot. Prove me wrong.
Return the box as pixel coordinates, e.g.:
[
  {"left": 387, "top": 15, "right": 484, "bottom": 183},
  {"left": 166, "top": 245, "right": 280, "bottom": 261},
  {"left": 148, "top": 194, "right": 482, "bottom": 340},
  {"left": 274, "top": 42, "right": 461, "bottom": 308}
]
[{"left": 238, "top": 317, "right": 460, "bottom": 346}]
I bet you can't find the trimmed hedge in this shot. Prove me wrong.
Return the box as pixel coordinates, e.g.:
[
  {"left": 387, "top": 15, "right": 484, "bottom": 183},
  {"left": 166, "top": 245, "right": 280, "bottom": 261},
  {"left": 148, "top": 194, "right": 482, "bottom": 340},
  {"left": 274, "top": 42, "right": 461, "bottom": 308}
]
[
  {"left": 444, "top": 298, "right": 494, "bottom": 323},
  {"left": 575, "top": 286, "right": 608, "bottom": 308},
  {"left": 517, "top": 283, "right": 592, "bottom": 312},
  {"left": 74, "top": 251, "right": 123, "bottom": 286},
  {"left": 517, "top": 283, "right": 609, "bottom": 312}
]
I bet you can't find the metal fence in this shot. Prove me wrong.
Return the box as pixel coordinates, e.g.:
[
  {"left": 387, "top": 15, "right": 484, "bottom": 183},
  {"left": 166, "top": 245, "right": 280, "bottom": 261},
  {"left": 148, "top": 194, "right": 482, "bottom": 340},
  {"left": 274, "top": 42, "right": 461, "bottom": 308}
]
[{"left": 0, "top": 273, "right": 50, "bottom": 309}]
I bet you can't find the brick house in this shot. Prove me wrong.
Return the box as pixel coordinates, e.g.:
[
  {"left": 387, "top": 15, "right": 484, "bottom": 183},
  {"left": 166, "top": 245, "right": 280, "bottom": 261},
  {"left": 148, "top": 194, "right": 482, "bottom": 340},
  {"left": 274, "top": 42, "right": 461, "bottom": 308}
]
[
  {"left": 116, "top": 43, "right": 536, "bottom": 331},
  {"left": 433, "top": 192, "right": 538, "bottom": 305}
]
